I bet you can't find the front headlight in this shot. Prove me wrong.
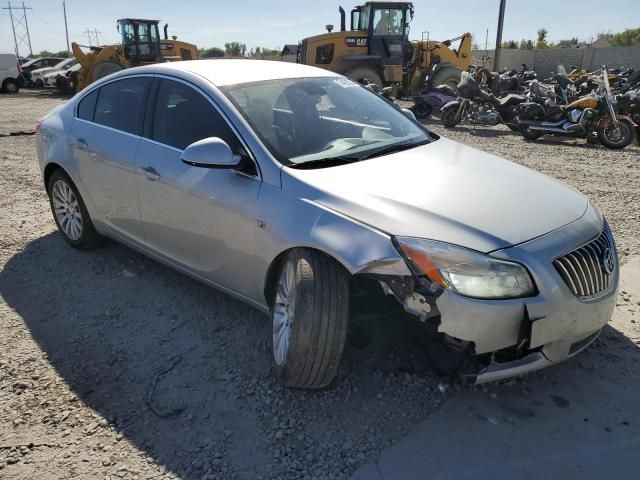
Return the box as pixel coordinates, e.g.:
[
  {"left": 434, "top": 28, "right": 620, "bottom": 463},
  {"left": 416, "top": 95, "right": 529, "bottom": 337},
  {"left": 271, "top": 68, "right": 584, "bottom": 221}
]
[{"left": 395, "top": 237, "right": 536, "bottom": 299}]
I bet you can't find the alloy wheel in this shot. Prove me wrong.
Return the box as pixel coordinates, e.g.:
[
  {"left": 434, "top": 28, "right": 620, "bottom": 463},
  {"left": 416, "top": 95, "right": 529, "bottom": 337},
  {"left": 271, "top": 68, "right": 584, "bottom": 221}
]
[
  {"left": 51, "top": 179, "right": 83, "bottom": 241},
  {"left": 603, "top": 123, "right": 630, "bottom": 146},
  {"left": 5, "top": 81, "right": 18, "bottom": 93},
  {"left": 272, "top": 260, "right": 296, "bottom": 366}
]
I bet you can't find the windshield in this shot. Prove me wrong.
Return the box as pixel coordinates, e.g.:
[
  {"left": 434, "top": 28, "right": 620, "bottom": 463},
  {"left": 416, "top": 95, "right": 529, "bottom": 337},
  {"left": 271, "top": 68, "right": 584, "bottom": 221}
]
[{"left": 222, "top": 77, "right": 432, "bottom": 166}]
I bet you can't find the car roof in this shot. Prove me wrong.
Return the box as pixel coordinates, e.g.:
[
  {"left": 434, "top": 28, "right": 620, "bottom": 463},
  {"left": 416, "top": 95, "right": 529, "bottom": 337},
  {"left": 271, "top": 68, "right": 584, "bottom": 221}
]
[
  {"left": 133, "top": 59, "right": 341, "bottom": 87},
  {"left": 22, "top": 56, "right": 62, "bottom": 66}
]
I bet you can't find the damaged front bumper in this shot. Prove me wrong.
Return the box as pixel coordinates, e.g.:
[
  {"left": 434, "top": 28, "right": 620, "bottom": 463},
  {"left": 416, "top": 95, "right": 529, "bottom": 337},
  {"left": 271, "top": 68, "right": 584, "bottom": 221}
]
[{"left": 378, "top": 205, "right": 619, "bottom": 383}]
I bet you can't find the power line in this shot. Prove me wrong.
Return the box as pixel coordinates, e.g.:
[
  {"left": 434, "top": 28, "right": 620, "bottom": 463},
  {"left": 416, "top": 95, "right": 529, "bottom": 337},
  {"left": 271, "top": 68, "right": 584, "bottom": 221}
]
[
  {"left": 2, "top": 2, "right": 33, "bottom": 57},
  {"left": 84, "top": 28, "right": 100, "bottom": 47}
]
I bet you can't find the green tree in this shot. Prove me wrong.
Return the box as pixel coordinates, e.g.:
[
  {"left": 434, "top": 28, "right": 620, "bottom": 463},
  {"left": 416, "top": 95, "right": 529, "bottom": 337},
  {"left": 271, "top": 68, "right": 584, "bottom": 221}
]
[
  {"left": 555, "top": 37, "right": 584, "bottom": 48},
  {"left": 518, "top": 39, "right": 534, "bottom": 49},
  {"left": 536, "top": 28, "right": 549, "bottom": 49},
  {"left": 200, "top": 47, "right": 225, "bottom": 58},
  {"left": 501, "top": 40, "right": 518, "bottom": 49},
  {"left": 610, "top": 28, "right": 640, "bottom": 46},
  {"left": 224, "top": 42, "right": 246, "bottom": 57}
]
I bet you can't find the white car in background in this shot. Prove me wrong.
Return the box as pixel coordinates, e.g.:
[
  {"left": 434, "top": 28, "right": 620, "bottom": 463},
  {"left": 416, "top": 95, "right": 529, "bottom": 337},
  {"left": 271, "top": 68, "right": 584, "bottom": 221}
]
[
  {"left": 0, "top": 53, "right": 22, "bottom": 93},
  {"left": 31, "top": 58, "right": 76, "bottom": 88}
]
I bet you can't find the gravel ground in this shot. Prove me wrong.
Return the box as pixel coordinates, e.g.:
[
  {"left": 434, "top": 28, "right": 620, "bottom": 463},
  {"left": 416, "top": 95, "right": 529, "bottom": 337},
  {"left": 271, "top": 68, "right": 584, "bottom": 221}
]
[{"left": 1, "top": 90, "right": 639, "bottom": 480}]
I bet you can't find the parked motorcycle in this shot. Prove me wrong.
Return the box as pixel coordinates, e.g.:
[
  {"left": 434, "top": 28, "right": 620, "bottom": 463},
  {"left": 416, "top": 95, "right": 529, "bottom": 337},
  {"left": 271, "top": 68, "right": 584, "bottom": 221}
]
[
  {"left": 412, "top": 63, "right": 458, "bottom": 118},
  {"left": 412, "top": 84, "right": 458, "bottom": 118},
  {"left": 517, "top": 69, "right": 637, "bottom": 149},
  {"left": 440, "top": 71, "right": 526, "bottom": 130}
]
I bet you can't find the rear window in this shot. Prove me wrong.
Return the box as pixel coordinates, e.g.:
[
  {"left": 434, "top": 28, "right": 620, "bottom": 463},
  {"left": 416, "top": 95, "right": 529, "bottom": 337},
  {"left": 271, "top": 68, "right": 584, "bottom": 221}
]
[
  {"left": 94, "top": 77, "right": 149, "bottom": 135},
  {"left": 77, "top": 90, "right": 98, "bottom": 121}
]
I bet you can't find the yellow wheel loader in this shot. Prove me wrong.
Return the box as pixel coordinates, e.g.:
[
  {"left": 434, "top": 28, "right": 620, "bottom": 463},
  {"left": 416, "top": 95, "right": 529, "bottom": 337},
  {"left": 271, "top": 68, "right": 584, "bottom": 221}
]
[
  {"left": 71, "top": 18, "right": 198, "bottom": 92},
  {"left": 296, "top": 2, "right": 471, "bottom": 97}
]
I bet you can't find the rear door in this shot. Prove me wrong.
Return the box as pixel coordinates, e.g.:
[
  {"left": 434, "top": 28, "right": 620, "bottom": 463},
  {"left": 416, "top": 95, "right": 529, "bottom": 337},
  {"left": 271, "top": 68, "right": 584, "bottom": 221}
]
[
  {"left": 136, "top": 77, "right": 261, "bottom": 298},
  {"left": 368, "top": 7, "right": 406, "bottom": 66},
  {"left": 71, "top": 76, "right": 151, "bottom": 244}
]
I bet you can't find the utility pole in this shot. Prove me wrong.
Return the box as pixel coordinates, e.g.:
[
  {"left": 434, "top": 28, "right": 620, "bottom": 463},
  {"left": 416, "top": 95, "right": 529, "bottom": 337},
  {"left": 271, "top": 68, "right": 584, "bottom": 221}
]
[
  {"left": 62, "top": 1, "right": 70, "bottom": 55},
  {"left": 2, "top": 2, "right": 33, "bottom": 57},
  {"left": 493, "top": 0, "right": 506, "bottom": 72},
  {"left": 93, "top": 29, "right": 100, "bottom": 46}
]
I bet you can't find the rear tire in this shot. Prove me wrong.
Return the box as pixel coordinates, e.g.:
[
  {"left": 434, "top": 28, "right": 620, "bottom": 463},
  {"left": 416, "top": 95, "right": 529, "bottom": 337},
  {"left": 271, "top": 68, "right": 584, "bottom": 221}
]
[
  {"left": 271, "top": 249, "right": 349, "bottom": 389},
  {"left": 440, "top": 105, "right": 460, "bottom": 127},
  {"left": 412, "top": 99, "right": 433, "bottom": 118},
  {"left": 2, "top": 79, "right": 19, "bottom": 94},
  {"left": 47, "top": 169, "right": 102, "bottom": 249},
  {"left": 344, "top": 67, "right": 383, "bottom": 90},
  {"left": 519, "top": 124, "right": 544, "bottom": 140},
  {"left": 597, "top": 120, "right": 634, "bottom": 149}
]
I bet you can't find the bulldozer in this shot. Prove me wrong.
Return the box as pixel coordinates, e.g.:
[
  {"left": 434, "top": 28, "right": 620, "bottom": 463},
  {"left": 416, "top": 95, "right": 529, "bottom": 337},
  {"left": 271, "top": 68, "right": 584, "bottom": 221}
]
[
  {"left": 296, "top": 2, "right": 471, "bottom": 97},
  {"left": 71, "top": 18, "right": 198, "bottom": 92}
]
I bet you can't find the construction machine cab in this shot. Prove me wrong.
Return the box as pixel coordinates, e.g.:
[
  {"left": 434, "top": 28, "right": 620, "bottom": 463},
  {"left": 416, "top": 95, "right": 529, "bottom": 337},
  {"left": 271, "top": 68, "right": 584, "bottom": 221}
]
[
  {"left": 350, "top": 2, "right": 413, "bottom": 65},
  {"left": 117, "top": 18, "right": 161, "bottom": 64}
]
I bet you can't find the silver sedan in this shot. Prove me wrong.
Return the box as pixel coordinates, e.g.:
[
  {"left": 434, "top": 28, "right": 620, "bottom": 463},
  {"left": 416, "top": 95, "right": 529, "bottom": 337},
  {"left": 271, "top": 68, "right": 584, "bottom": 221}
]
[{"left": 36, "top": 60, "right": 618, "bottom": 388}]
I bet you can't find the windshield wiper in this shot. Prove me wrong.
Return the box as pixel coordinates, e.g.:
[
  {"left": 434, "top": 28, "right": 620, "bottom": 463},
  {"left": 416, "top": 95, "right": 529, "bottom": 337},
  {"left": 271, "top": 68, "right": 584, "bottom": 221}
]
[
  {"left": 288, "top": 156, "right": 361, "bottom": 170},
  {"left": 356, "top": 139, "right": 430, "bottom": 161},
  {"left": 288, "top": 139, "right": 430, "bottom": 170}
]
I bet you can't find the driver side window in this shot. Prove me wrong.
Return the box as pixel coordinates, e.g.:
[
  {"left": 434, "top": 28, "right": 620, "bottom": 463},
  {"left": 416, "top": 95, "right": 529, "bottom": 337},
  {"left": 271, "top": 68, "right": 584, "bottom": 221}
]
[{"left": 152, "top": 80, "right": 244, "bottom": 153}]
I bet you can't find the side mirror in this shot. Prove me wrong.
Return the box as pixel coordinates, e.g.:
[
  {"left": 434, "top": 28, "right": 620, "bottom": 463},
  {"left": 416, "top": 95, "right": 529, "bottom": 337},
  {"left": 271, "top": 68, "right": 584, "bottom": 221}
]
[
  {"left": 401, "top": 108, "right": 417, "bottom": 121},
  {"left": 181, "top": 137, "right": 240, "bottom": 169}
]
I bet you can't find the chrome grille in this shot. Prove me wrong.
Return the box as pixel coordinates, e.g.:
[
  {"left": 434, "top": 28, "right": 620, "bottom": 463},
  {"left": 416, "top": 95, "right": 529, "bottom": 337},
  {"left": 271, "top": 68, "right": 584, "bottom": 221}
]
[{"left": 553, "top": 223, "right": 616, "bottom": 298}]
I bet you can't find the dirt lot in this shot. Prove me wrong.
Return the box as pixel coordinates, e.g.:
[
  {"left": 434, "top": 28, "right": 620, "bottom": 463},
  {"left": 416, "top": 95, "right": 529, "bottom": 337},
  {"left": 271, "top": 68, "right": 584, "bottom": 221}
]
[{"left": 1, "top": 90, "right": 639, "bottom": 480}]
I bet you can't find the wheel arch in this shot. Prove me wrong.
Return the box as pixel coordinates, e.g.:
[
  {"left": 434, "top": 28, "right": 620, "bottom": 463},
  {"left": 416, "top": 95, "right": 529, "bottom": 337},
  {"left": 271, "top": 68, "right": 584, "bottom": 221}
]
[
  {"left": 333, "top": 55, "right": 384, "bottom": 76},
  {"left": 43, "top": 161, "right": 67, "bottom": 189},
  {"left": 263, "top": 246, "right": 352, "bottom": 309}
]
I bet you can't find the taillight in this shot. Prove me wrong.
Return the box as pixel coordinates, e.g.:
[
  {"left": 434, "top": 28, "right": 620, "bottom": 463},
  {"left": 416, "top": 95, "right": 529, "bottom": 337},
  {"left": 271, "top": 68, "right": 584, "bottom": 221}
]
[{"left": 35, "top": 119, "right": 42, "bottom": 133}]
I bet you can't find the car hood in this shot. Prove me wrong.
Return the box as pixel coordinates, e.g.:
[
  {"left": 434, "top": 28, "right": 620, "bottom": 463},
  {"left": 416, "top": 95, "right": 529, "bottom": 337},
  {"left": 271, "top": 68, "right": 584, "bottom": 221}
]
[
  {"left": 43, "top": 69, "right": 64, "bottom": 77},
  {"left": 31, "top": 67, "right": 54, "bottom": 75},
  {"left": 281, "top": 138, "right": 589, "bottom": 253}
]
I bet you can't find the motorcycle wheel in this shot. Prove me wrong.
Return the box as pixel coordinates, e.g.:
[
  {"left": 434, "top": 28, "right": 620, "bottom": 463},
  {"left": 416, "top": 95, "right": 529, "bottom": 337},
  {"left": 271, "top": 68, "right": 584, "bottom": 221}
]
[
  {"left": 519, "top": 124, "right": 544, "bottom": 140},
  {"left": 506, "top": 123, "right": 519, "bottom": 132},
  {"left": 440, "top": 106, "right": 459, "bottom": 128},
  {"left": 412, "top": 100, "right": 432, "bottom": 119},
  {"left": 597, "top": 120, "right": 634, "bottom": 149}
]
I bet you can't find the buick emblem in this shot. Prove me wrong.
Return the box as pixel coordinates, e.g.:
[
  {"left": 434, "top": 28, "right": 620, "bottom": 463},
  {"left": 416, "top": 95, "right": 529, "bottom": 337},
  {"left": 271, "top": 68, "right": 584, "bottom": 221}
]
[{"left": 602, "top": 248, "right": 615, "bottom": 275}]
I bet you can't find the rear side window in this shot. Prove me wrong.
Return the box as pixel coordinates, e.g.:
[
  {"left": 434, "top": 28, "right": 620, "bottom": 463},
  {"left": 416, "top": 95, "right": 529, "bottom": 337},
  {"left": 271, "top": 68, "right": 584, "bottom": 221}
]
[
  {"left": 77, "top": 89, "right": 99, "bottom": 121},
  {"left": 151, "top": 79, "right": 243, "bottom": 152},
  {"left": 94, "top": 77, "right": 149, "bottom": 135}
]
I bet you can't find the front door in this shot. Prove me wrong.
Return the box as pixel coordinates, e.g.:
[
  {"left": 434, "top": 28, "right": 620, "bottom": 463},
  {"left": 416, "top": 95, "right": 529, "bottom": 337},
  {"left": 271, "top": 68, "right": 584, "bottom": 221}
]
[
  {"left": 368, "top": 7, "right": 406, "bottom": 66},
  {"left": 136, "top": 78, "right": 261, "bottom": 298},
  {"left": 71, "top": 76, "right": 151, "bottom": 244}
]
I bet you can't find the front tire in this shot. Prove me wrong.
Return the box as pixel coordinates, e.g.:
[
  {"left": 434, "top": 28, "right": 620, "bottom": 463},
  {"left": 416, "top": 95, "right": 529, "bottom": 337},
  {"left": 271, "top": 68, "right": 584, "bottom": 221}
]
[
  {"left": 598, "top": 120, "right": 634, "bottom": 149},
  {"left": 440, "top": 105, "right": 460, "bottom": 127},
  {"left": 271, "top": 249, "right": 349, "bottom": 389},
  {"left": 344, "top": 67, "right": 383, "bottom": 90},
  {"left": 431, "top": 66, "right": 462, "bottom": 90},
  {"left": 47, "top": 169, "right": 102, "bottom": 249}
]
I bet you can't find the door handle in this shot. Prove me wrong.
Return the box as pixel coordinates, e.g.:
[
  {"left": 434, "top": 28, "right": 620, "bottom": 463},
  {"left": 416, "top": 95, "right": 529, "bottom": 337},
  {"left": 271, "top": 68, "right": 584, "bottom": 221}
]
[
  {"left": 73, "top": 138, "right": 88, "bottom": 150},
  {"left": 141, "top": 166, "right": 160, "bottom": 181}
]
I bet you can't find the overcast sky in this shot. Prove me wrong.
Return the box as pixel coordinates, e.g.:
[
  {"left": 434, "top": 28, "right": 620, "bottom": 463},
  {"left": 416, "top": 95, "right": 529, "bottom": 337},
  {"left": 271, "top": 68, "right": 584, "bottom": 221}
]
[{"left": 1, "top": 0, "right": 637, "bottom": 56}]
